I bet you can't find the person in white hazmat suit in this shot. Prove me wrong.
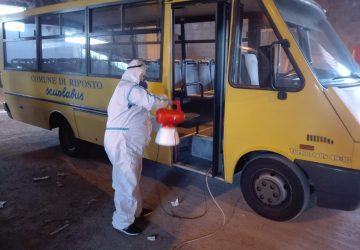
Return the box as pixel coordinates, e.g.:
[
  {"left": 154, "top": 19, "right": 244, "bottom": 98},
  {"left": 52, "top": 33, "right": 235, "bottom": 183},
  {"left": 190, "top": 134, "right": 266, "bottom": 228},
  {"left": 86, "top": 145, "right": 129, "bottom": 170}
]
[{"left": 104, "top": 59, "right": 168, "bottom": 235}]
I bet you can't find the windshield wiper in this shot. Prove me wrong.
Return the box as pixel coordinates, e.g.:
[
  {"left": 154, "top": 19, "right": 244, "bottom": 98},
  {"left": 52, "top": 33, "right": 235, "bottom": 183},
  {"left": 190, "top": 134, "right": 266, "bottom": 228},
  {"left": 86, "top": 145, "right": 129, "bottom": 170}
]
[{"left": 332, "top": 72, "right": 360, "bottom": 80}]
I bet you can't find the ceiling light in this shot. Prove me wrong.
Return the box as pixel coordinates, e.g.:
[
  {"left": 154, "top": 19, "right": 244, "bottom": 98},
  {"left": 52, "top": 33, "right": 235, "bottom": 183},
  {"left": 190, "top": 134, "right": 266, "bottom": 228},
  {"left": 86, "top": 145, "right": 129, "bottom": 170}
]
[{"left": 0, "top": 4, "right": 26, "bottom": 16}]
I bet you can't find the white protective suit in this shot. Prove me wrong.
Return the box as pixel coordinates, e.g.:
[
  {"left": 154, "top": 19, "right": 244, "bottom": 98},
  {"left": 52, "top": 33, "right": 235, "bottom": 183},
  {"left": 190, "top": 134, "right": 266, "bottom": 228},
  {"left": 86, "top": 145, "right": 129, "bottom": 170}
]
[{"left": 104, "top": 59, "right": 168, "bottom": 230}]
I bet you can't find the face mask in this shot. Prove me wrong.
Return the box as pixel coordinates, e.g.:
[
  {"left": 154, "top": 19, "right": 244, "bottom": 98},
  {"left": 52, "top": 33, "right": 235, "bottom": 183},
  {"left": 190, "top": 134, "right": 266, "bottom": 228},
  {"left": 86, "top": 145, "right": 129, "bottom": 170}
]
[{"left": 139, "top": 80, "right": 148, "bottom": 89}]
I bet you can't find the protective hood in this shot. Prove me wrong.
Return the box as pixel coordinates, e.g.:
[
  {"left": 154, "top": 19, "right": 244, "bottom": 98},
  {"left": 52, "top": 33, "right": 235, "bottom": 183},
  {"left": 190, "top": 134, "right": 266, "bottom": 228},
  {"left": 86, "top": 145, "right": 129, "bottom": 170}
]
[
  {"left": 121, "top": 59, "right": 146, "bottom": 83},
  {"left": 325, "top": 86, "right": 360, "bottom": 142}
]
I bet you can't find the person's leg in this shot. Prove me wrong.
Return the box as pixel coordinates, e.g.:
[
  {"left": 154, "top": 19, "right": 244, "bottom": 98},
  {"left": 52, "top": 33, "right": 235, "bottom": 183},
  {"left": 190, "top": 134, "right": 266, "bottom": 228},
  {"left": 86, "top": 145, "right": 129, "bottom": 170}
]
[
  {"left": 109, "top": 134, "right": 142, "bottom": 230},
  {"left": 134, "top": 155, "right": 143, "bottom": 217}
]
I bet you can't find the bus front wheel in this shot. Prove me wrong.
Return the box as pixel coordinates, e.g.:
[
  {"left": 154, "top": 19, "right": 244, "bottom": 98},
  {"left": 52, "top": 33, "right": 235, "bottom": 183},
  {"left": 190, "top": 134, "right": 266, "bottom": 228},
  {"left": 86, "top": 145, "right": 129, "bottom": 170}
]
[
  {"left": 59, "top": 122, "right": 89, "bottom": 157},
  {"left": 240, "top": 154, "right": 310, "bottom": 221}
]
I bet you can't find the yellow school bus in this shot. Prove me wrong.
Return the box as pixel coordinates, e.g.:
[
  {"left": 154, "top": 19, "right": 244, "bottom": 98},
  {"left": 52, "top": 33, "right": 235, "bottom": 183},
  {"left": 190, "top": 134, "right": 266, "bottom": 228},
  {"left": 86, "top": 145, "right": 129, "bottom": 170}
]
[{"left": 1, "top": 0, "right": 359, "bottom": 221}]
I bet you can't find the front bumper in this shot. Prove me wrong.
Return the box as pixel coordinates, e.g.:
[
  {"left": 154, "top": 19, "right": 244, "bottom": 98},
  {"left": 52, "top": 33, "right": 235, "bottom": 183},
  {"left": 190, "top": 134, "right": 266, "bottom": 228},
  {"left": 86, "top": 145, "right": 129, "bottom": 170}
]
[{"left": 296, "top": 160, "right": 360, "bottom": 211}]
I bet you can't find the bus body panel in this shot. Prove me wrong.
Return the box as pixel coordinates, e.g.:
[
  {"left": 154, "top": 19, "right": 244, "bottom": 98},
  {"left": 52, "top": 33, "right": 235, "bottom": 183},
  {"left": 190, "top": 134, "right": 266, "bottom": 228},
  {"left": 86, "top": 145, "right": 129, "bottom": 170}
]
[
  {"left": 162, "top": 2, "right": 173, "bottom": 99},
  {"left": 73, "top": 110, "right": 107, "bottom": 144},
  {"left": 325, "top": 86, "right": 360, "bottom": 143},
  {"left": 2, "top": 70, "right": 171, "bottom": 165},
  {"left": 223, "top": 82, "right": 354, "bottom": 183},
  {"left": 4, "top": 93, "right": 78, "bottom": 134},
  {"left": 222, "top": 0, "right": 356, "bottom": 183},
  {"left": 264, "top": 0, "right": 360, "bottom": 171}
]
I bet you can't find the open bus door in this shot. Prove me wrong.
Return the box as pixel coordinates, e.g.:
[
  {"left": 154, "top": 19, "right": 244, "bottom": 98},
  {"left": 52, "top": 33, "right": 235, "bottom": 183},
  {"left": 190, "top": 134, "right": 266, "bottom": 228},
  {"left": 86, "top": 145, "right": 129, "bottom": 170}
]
[{"left": 171, "top": 1, "right": 229, "bottom": 178}]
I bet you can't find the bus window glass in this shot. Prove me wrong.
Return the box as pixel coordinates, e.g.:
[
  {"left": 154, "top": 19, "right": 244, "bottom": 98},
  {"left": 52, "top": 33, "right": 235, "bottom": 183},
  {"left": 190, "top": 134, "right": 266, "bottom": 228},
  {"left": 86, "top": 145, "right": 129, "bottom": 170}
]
[
  {"left": 174, "top": 24, "right": 182, "bottom": 60},
  {"left": 124, "top": 4, "right": 161, "bottom": 30},
  {"left": 91, "top": 6, "right": 122, "bottom": 33},
  {"left": 41, "top": 14, "right": 60, "bottom": 36},
  {"left": 40, "top": 10, "right": 85, "bottom": 73},
  {"left": 5, "top": 40, "right": 37, "bottom": 70},
  {"left": 186, "top": 43, "right": 215, "bottom": 60},
  {"left": 175, "top": 44, "right": 182, "bottom": 60},
  {"left": 185, "top": 22, "right": 215, "bottom": 40},
  {"left": 42, "top": 37, "right": 86, "bottom": 73},
  {"left": 3, "top": 17, "right": 37, "bottom": 70},
  {"left": 4, "top": 17, "right": 36, "bottom": 39},
  {"left": 90, "top": 2, "right": 162, "bottom": 80},
  {"left": 90, "top": 35, "right": 132, "bottom": 75},
  {"left": 134, "top": 33, "right": 161, "bottom": 60},
  {"left": 174, "top": 20, "right": 216, "bottom": 61},
  {"left": 274, "top": 0, "right": 360, "bottom": 87},
  {"left": 230, "top": 1, "right": 301, "bottom": 90},
  {"left": 62, "top": 11, "right": 85, "bottom": 35},
  {"left": 174, "top": 24, "right": 181, "bottom": 42}
]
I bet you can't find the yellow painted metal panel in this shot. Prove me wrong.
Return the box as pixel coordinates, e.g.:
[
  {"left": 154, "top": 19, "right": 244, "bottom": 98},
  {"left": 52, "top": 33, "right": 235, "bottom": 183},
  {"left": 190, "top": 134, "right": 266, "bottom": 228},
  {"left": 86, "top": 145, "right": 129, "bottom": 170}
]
[
  {"left": 325, "top": 87, "right": 360, "bottom": 142},
  {"left": 3, "top": 71, "right": 116, "bottom": 110},
  {"left": 2, "top": 70, "right": 171, "bottom": 163},
  {"left": 74, "top": 110, "right": 106, "bottom": 145},
  {"left": 149, "top": 1, "right": 175, "bottom": 166},
  {"left": 162, "top": 2, "right": 173, "bottom": 99},
  {"left": 222, "top": 0, "right": 355, "bottom": 183},
  {"left": 4, "top": 93, "right": 77, "bottom": 135}
]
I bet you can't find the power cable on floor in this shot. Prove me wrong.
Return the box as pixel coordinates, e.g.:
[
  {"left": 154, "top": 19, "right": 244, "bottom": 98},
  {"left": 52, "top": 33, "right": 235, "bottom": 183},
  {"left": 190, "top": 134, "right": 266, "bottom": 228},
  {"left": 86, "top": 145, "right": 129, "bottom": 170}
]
[
  {"left": 173, "top": 168, "right": 226, "bottom": 250},
  {"left": 154, "top": 144, "right": 208, "bottom": 219},
  {"left": 153, "top": 140, "right": 228, "bottom": 249}
]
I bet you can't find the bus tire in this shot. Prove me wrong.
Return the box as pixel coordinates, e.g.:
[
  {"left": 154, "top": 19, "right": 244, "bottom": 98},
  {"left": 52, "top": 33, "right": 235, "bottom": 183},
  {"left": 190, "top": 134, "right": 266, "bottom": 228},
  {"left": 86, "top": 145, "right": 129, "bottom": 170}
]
[
  {"left": 240, "top": 154, "right": 310, "bottom": 221},
  {"left": 59, "top": 121, "right": 89, "bottom": 157}
]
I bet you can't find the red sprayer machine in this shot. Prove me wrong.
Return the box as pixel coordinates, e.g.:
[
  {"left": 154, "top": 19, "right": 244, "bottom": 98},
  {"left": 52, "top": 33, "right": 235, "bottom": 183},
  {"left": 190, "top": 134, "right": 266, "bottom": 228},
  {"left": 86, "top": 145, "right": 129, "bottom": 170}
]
[{"left": 155, "top": 100, "right": 185, "bottom": 146}]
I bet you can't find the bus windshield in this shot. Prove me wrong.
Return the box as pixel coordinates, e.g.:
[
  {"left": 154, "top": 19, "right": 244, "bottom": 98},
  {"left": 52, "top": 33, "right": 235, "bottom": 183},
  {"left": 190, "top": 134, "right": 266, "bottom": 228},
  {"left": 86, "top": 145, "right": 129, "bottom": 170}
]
[{"left": 274, "top": 0, "right": 360, "bottom": 87}]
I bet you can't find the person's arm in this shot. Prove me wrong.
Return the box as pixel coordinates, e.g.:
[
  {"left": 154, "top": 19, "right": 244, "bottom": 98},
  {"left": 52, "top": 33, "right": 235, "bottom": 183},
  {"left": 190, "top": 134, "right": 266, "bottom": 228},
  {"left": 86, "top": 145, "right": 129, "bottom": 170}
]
[{"left": 127, "top": 85, "right": 168, "bottom": 111}]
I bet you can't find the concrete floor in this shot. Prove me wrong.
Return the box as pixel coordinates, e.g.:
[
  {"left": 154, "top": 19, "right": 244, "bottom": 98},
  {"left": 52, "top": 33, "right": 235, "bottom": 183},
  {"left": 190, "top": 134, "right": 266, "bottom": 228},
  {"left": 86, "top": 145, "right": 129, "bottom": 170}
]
[{"left": 0, "top": 89, "right": 359, "bottom": 249}]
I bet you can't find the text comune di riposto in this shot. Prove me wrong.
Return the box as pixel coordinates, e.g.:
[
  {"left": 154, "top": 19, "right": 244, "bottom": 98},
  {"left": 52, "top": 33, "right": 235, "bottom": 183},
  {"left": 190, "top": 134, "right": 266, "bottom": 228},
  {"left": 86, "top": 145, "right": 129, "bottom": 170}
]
[{"left": 69, "top": 79, "right": 103, "bottom": 90}]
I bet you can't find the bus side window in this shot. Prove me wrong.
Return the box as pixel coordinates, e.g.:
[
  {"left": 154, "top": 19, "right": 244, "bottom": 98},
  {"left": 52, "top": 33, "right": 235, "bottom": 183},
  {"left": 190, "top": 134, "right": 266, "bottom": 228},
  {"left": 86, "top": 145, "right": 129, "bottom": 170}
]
[
  {"left": 260, "top": 28, "right": 301, "bottom": 90},
  {"left": 3, "top": 17, "right": 37, "bottom": 71},
  {"left": 230, "top": 3, "right": 302, "bottom": 91},
  {"left": 89, "top": 3, "right": 162, "bottom": 81},
  {"left": 40, "top": 11, "right": 86, "bottom": 74}
]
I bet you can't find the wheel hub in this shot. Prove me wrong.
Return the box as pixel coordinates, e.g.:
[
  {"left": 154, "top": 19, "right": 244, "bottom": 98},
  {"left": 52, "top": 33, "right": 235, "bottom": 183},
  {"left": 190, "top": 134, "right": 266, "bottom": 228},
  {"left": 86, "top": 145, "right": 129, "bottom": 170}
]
[{"left": 254, "top": 172, "right": 287, "bottom": 206}]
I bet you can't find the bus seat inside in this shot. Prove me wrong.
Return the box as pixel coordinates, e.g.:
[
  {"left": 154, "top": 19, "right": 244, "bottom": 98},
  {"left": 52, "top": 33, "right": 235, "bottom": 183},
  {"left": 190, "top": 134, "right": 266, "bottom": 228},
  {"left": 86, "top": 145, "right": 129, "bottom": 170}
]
[
  {"left": 242, "top": 53, "right": 259, "bottom": 85},
  {"left": 199, "top": 59, "right": 215, "bottom": 92},
  {"left": 174, "top": 60, "right": 183, "bottom": 89},
  {"left": 173, "top": 2, "right": 216, "bottom": 138},
  {"left": 183, "top": 59, "right": 202, "bottom": 96},
  {"left": 177, "top": 58, "right": 214, "bottom": 133}
]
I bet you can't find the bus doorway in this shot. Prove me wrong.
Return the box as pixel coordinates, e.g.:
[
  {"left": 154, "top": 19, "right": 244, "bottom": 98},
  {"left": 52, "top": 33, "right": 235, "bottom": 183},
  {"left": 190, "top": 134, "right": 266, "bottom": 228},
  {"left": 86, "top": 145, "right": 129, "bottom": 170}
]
[{"left": 172, "top": 2, "right": 228, "bottom": 176}]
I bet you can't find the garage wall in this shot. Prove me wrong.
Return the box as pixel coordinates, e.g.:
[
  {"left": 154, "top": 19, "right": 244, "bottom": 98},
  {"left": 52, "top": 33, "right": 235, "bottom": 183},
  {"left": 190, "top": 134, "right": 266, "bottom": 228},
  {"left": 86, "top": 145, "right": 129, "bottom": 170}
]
[{"left": 316, "top": 0, "right": 360, "bottom": 56}]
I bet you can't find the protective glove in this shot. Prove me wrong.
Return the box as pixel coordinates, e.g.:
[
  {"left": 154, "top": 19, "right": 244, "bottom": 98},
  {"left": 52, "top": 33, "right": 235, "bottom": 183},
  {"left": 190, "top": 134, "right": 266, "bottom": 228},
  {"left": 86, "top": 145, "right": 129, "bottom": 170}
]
[{"left": 160, "top": 94, "right": 171, "bottom": 106}]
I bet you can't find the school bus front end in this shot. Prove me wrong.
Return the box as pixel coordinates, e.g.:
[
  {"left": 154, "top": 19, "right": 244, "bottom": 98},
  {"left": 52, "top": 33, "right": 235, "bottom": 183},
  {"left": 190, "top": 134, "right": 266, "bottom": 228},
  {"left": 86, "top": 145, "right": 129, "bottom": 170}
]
[{"left": 223, "top": 0, "right": 360, "bottom": 221}]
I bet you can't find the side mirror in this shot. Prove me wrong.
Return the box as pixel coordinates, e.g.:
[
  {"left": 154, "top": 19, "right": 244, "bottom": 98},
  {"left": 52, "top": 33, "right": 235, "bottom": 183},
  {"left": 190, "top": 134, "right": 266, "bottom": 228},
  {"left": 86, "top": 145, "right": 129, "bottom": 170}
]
[
  {"left": 271, "top": 39, "right": 290, "bottom": 86},
  {"left": 270, "top": 39, "right": 300, "bottom": 99},
  {"left": 272, "top": 42, "right": 287, "bottom": 100}
]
